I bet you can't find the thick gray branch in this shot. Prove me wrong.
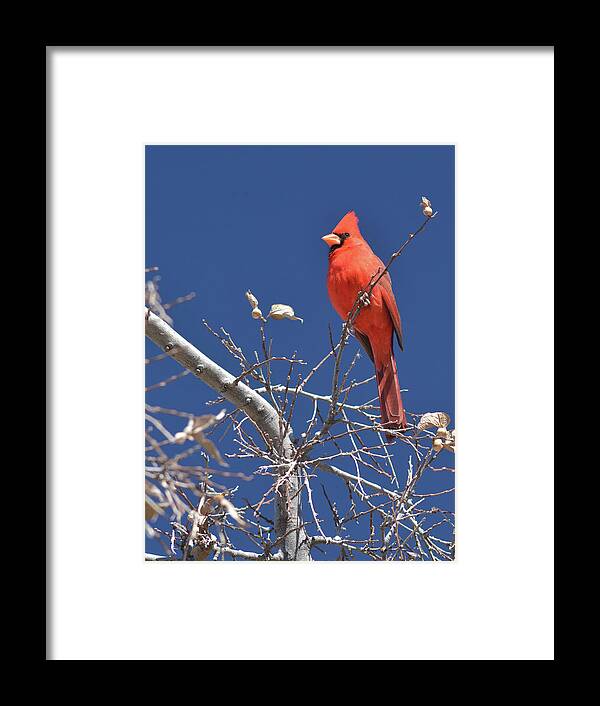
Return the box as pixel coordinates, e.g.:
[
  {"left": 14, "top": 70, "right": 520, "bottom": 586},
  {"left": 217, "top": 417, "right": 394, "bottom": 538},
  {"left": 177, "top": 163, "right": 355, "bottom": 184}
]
[{"left": 144, "top": 308, "right": 310, "bottom": 560}]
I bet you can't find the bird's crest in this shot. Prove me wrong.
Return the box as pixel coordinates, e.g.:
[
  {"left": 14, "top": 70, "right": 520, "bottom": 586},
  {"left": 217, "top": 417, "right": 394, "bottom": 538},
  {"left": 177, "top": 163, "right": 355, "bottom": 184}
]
[{"left": 333, "top": 210, "right": 364, "bottom": 240}]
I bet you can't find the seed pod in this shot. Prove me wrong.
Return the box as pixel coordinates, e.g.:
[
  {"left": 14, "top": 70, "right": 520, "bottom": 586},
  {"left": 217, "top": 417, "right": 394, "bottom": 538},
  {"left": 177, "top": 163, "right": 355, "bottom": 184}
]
[
  {"left": 418, "top": 412, "right": 451, "bottom": 431},
  {"left": 268, "top": 303, "right": 304, "bottom": 323},
  {"left": 251, "top": 306, "right": 264, "bottom": 320},
  {"left": 423, "top": 206, "right": 433, "bottom": 218},
  {"left": 432, "top": 438, "right": 444, "bottom": 452},
  {"left": 444, "top": 429, "right": 455, "bottom": 452},
  {"left": 174, "top": 431, "right": 188, "bottom": 444},
  {"left": 245, "top": 290, "right": 259, "bottom": 308}
]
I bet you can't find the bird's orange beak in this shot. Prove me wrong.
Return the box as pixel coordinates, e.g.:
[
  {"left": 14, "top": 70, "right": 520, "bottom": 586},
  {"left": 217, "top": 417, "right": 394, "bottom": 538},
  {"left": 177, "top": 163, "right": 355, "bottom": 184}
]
[{"left": 321, "top": 233, "right": 341, "bottom": 247}]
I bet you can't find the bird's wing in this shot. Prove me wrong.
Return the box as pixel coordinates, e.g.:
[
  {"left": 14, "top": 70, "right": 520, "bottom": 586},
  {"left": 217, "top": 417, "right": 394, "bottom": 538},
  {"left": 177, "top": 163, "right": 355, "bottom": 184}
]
[
  {"left": 353, "top": 329, "right": 374, "bottom": 362},
  {"left": 378, "top": 273, "right": 404, "bottom": 351}
]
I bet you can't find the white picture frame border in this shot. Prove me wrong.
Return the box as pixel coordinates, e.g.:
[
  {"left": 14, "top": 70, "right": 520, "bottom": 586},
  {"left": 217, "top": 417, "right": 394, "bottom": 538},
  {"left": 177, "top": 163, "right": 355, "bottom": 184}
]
[{"left": 48, "top": 47, "right": 554, "bottom": 660}]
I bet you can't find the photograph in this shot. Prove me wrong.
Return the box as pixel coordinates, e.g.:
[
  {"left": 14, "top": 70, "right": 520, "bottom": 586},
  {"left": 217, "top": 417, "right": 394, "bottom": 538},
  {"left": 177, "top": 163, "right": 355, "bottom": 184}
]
[
  {"left": 49, "top": 46, "right": 553, "bottom": 660},
  {"left": 144, "top": 145, "right": 455, "bottom": 561}
]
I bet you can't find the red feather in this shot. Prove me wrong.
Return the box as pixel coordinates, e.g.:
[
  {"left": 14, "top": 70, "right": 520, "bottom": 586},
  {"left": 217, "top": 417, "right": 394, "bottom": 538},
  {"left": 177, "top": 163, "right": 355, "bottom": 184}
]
[{"left": 325, "top": 211, "right": 407, "bottom": 438}]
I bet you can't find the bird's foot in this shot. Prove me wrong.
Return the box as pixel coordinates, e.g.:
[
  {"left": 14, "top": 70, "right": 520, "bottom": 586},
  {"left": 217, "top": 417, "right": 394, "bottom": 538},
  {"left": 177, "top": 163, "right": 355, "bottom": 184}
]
[{"left": 358, "top": 291, "right": 371, "bottom": 308}]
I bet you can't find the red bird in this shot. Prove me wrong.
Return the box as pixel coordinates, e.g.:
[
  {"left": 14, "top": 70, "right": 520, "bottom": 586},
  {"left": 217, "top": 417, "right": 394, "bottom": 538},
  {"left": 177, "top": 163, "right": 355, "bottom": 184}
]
[{"left": 322, "top": 211, "right": 408, "bottom": 437}]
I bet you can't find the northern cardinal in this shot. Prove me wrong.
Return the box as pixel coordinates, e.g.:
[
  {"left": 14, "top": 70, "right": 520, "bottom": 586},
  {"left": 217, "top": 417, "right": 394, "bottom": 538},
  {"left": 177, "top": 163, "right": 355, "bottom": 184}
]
[{"left": 322, "top": 210, "right": 407, "bottom": 437}]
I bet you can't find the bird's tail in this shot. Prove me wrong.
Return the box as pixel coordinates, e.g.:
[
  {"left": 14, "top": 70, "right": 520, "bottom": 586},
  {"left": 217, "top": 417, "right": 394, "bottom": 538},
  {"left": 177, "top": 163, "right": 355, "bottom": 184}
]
[{"left": 375, "top": 349, "right": 408, "bottom": 440}]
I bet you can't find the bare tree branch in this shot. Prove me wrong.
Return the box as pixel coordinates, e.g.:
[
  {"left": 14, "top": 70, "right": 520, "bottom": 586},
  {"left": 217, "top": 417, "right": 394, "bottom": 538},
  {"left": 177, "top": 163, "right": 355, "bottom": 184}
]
[{"left": 145, "top": 307, "right": 311, "bottom": 560}]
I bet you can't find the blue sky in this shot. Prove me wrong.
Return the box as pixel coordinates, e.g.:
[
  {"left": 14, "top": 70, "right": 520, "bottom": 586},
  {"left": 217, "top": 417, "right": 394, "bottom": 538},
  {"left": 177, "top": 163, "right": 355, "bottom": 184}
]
[{"left": 146, "top": 145, "right": 454, "bottom": 559}]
